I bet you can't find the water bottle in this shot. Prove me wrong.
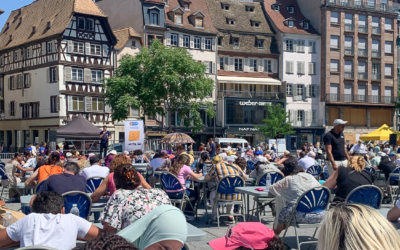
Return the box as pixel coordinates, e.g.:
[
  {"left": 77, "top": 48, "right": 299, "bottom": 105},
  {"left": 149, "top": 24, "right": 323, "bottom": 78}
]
[
  {"left": 70, "top": 204, "right": 80, "bottom": 216},
  {"left": 265, "top": 174, "right": 271, "bottom": 193},
  {"left": 3, "top": 212, "right": 14, "bottom": 227}
]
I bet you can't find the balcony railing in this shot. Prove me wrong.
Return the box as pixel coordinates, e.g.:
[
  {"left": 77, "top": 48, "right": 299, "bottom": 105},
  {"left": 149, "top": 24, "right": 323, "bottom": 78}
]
[
  {"left": 326, "top": 0, "right": 396, "bottom": 13},
  {"left": 344, "top": 48, "right": 354, "bottom": 55},
  {"left": 358, "top": 25, "right": 368, "bottom": 33},
  {"left": 344, "top": 24, "right": 354, "bottom": 32},
  {"left": 358, "top": 49, "right": 367, "bottom": 56},
  {"left": 371, "top": 50, "right": 381, "bottom": 57},
  {"left": 358, "top": 72, "right": 367, "bottom": 79},
  {"left": 372, "top": 27, "right": 381, "bottom": 35},
  {"left": 326, "top": 94, "right": 394, "bottom": 104},
  {"left": 218, "top": 90, "right": 284, "bottom": 100},
  {"left": 372, "top": 73, "right": 381, "bottom": 80},
  {"left": 344, "top": 72, "right": 354, "bottom": 79}
]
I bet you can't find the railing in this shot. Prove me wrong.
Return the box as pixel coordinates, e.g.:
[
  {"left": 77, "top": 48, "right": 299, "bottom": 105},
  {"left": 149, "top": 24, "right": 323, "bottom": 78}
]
[
  {"left": 344, "top": 72, "right": 354, "bottom": 79},
  {"left": 326, "top": 0, "right": 396, "bottom": 13},
  {"left": 372, "top": 27, "right": 381, "bottom": 35},
  {"left": 326, "top": 94, "right": 394, "bottom": 104},
  {"left": 358, "top": 25, "right": 368, "bottom": 33},
  {"left": 218, "top": 91, "right": 284, "bottom": 100},
  {"left": 358, "top": 72, "right": 368, "bottom": 79},
  {"left": 344, "top": 48, "right": 354, "bottom": 55},
  {"left": 358, "top": 49, "right": 367, "bottom": 56},
  {"left": 345, "top": 24, "right": 354, "bottom": 31},
  {"left": 0, "top": 153, "right": 15, "bottom": 160},
  {"left": 372, "top": 73, "right": 381, "bottom": 80},
  {"left": 371, "top": 50, "right": 381, "bottom": 57}
]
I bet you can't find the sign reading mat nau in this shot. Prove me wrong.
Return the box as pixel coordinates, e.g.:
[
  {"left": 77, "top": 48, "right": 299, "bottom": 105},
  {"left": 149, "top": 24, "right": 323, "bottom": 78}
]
[{"left": 124, "top": 120, "right": 144, "bottom": 152}]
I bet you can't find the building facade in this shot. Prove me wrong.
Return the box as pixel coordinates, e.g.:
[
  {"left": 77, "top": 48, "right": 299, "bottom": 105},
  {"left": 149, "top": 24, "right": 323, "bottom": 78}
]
[
  {"left": 0, "top": 0, "right": 116, "bottom": 151},
  {"left": 206, "top": 0, "right": 282, "bottom": 145},
  {"left": 299, "top": 0, "right": 398, "bottom": 143},
  {"left": 263, "top": 0, "right": 324, "bottom": 150}
]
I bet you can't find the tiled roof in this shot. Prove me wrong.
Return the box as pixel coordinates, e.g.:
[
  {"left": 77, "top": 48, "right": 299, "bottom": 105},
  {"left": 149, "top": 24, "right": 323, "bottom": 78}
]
[
  {"left": 165, "top": 0, "right": 217, "bottom": 34},
  {"left": 113, "top": 27, "right": 142, "bottom": 50},
  {"left": 143, "top": 0, "right": 165, "bottom": 4},
  {"left": 263, "top": 0, "right": 318, "bottom": 35},
  {"left": 0, "top": 0, "right": 108, "bottom": 51}
]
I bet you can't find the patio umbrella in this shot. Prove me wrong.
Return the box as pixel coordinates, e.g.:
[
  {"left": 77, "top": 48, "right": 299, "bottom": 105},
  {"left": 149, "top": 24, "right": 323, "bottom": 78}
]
[{"left": 161, "top": 132, "right": 195, "bottom": 144}]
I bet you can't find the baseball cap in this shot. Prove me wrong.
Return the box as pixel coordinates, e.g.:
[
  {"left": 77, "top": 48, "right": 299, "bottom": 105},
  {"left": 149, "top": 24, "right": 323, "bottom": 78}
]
[
  {"left": 333, "top": 119, "right": 348, "bottom": 126},
  {"left": 209, "top": 222, "right": 275, "bottom": 250},
  {"left": 254, "top": 150, "right": 263, "bottom": 156},
  {"left": 378, "top": 152, "right": 386, "bottom": 157},
  {"left": 226, "top": 155, "right": 236, "bottom": 162},
  {"left": 389, "top": 152, "right": 396, "bottom": 157},
  {"left": 65, "top": 152, "right": 72, "bottom": 158},
  {"left": 109, "top": 150, "right": 117, "bottom": 155},
  {"left": 212, "top": 155, "right": 223, "bottom": 164}
]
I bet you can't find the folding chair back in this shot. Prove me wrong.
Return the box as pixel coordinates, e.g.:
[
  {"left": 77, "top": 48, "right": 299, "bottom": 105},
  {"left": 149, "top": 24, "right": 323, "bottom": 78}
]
[
  {"left": 345, "top": 184, "right": 383, "bottom": 209},
  {"left": 247, "top": 161, "right": 255, "bottom": 172},
  {"left": 35, "top": 180, "right": 47, "bottom": 194},
  {"left": 0, "top": 165, "right": 8, "bottom": 180},
  {"left": 62, "top": 191, "right": 92, "bottom": 219},
  {"left": 365, "top": 167, "right": 376, "bottom": 174},
  {"left": 216, "top": 175, "right": 245, "bottom": 198},
  {"left": 306, "top": 165, "right": 322, "bottom": 179},
  {"left": 257, "top": 171, "right": 284, "bottom": 186},
  {"left": 85, "top": 176, "right": 104, "bottom": 193},
  {"left": 295, "top": 186, "right": 331, "bottom": 214},
  {"left": 389, "top": 167, "right": 400, "bottom": 183}
]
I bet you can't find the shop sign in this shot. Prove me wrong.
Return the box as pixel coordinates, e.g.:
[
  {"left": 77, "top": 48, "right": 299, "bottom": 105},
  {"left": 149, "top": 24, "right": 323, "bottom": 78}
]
[
  {"left": 239, "top": 100, "right": 272, "bottom": 106},
  {"left": 238, "top": 127, "right": 259, "bottom": 132}
]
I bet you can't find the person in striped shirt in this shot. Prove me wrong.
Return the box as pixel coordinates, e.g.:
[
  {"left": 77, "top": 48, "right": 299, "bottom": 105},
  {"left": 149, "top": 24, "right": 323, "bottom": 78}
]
[{"left": 205, "top": 159, "right": 247, "bottom": 222}]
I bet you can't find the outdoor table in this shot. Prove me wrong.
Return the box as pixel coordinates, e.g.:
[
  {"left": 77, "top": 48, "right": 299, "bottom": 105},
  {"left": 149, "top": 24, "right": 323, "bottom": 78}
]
[
  {"left": 15, "top": 183, "right": 34, "bottom": 195},
  {"left": 191, "top": 176, "right": 211, "bottom": 216},
  {"left": 235, "top": 186, "right": 274, "bottom": 221}
]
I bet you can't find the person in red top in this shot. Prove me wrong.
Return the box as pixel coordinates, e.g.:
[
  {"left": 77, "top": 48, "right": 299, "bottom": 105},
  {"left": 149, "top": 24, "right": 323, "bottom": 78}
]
[{"left": 25, "top": 152, "right": 63, "bottom": 186}]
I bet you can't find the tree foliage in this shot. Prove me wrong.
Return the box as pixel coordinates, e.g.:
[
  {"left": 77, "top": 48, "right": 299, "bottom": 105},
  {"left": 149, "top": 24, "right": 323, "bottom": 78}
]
[
  {"left": 257, "top": 103, "right": 294, "bottom": 139},
  {"left": 104, "top": 39, "right": 215, "bottom": 132}
]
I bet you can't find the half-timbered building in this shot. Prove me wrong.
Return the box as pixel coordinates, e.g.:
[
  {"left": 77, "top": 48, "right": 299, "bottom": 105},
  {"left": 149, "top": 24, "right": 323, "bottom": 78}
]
[{"left": 0, "top": 0, "right": 116, "bottom": 151}]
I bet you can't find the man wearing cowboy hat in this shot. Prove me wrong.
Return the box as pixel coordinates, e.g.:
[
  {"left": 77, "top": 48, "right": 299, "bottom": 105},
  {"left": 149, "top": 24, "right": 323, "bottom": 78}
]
[{"left": 323, "top": 119, "right": 350, "bottom": 175}]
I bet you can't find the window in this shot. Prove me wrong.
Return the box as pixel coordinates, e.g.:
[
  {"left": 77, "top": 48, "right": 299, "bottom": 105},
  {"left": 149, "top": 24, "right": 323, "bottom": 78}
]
[
  {"left": 302, "top": 21, "right": 309, "bottom": 30},
  {"left": 367, "top": 0, "right": 376, "bottom": 7},
  {"left": 284, "top": 39, "right": 293, "bottom": 51},
  {"left": 175, "top": 14, "right": 182, "bottom": 24},
  {"left": 297, "top": 62, "right": 305, "bottom": 75},
  {"left": 24, "top": 73, "right": 31, "bottom": 88},
  {"left": 344, "top": 13, "right": 353, "bottom": 25},
  {"left": 31, "top": 103, "right": 39, "bottom": 118},
  {"left": 70, "top": 96, "right": 84, "bottom": 111},
  {"left": 78, "top": 17, "right": 94, "bottom": 31},
  {"left": 287, "top": 6, "right": 295, "bottom": 14},
  {"left": 287, "top": 20, "right": 294, "bottom": 28},
  {"left": 9, "top": 76, "right": 15, "bottom": 90},
  {"left": 264, "top": 59, "right": 272, "bottom": 73},
  {"left": 285, "top": 61, "right": 294, "bottom": 74},
  {"left": 330, "top": 11, "right": 339, "bottom": 24},
  {"left": 385, "top": 64, "right": 393, "bottom": 76},
  {"left": 221, "top": 3, "right": 230, "bottom": 10},
  {"left": 385, "top": 18, "right": 393, "bottom": 30},
  {"left": 13, "top": 52, "right": 18, "bottom": 62},
  {"left": 50, "top": 96, "right": 58, "bottom": 113},
  {"left": 131, "top": 41, "right": 137, "bottom": 48},
  {"left": 330, "top": 60, "right": 339, "bottom": 72},
  {"left": 286, "top": 84, "right": 293, "bottom": 96},
  {"left": 71, "top": 68, "right": 83, "bottom": 82},
  {"left": 226, "top": 18, "right": 235, "bottom": 25},
  {"left": 205, "top": 38, "right": 212, "bottom": 50},
  {"left": 297, "top": 85, "right": 304, "bottom": 96},
  {"left": 46, "top": 42, "right": 53, "bottom": 53},
  {"left": 231, "top": 37, "right": 239, "bottom": 48},
  {"left": 21, "top": 103, "right": 29, "bottom": 119},
  {"left": 250, "top": 20, "right": 260, "bottom": 27},
  {"left": 384, "top": 41, "right": 393, "bottom": 54},
  {"left": 91, "top": 70, "right": 103, "bottom": 83},
  {"left": 358, "top": 15, "right": 367, "bottom": 32},
  {"left": 330, "top": 35, "right": 339, "bottom": 49},
  {"left": 150, "top": 11, "right": 159, "bottom": 25},
  {"left": 9, "top": 101, "right": 15, "bottom": 116},
  {"left": 256, "top": 39, "right": 264, "bottom": 49},
  {"left": 250, "top": 59, "right": 257, "bottom": 72},
  {"left": 205, "top": 61, "right": 213, "bottom": 74},
  {"left": 92, "top": 97, "right": 104, "bottom": 112},
  {"left": 217, "top": 36, "right": 223, "bottom": 46},
  {"left": 90, "top": 44, "right": 101, "bottom": 55},
  {"left": 308, "top": 62, "right": 316, "bottom": 75},
  {"left": 86, "top": 18, "right": 94, "bottom": 31},
  {"left": 170, "top": 33, "right": 178, "bottom": 46},
  {"left": 49, "top": 67, "right": 57, "bottom": 83},
  {"left": 195, "top": 17, "right": 203, "bottom": 28},
  {"left": 245, "top": 6, "right": 255, "bottom": 12},
  {"left": 344, "top": 60, "right": 353, "bottom": 72},
  {"left": 272, "top": 4, "right": 280, "bottom": 11},
  {"left": 77, "top": 17, "right": 85, "bottom": 30},
  {"left": 308, "top": 41, "right": 316, "bottom": 53},
  {"left": 372, "top": 16, "right": 380, "bottom": 33},
  {"left": 183, "top": 36, "right": 190, "bottom": 48},
  {"left": 344, "top": 36, "right": 353, "bottom": 51},
  {"left": 16, "top": 74, "right": 23, "bottom": 89},
  {"left": 234, "top": 58, "right": 243, "bottom": 71},
  {"left": 73, "top": 42, "right": 84, "bottom": 54},
  {"left": 194, "top": 37, "right": 201, "bottom": 49},
  {"left": 296, "top": 40, "right": 305, "bottom": 53},
  {"left": 219, "top": 57, "right": 225, "bottom": 70}
]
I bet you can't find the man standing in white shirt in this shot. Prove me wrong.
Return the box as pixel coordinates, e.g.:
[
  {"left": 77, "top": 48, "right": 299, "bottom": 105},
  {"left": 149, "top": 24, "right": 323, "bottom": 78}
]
[
  {"left": 80, "top": 154, "right": 109, "bottom": 180},
  {"left": 0, "top": 191, "right": 100, "bottom": 250}
]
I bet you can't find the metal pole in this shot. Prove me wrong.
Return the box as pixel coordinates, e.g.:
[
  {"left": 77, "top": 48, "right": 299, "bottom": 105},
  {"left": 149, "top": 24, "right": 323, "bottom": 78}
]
[{"left": 213, "top": 103, "right": 216, "bottom": 138}]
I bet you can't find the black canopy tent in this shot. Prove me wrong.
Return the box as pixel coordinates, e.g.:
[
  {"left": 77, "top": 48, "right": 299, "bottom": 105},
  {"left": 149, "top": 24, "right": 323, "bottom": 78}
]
[{"left": 56, "top": 116, "right": 102, "bottom": 153}]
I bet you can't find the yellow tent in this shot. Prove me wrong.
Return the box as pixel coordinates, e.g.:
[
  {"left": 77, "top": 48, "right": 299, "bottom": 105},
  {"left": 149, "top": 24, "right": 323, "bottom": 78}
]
[{"left": 359, "top": 124, "right": 400, "bottom": 141}]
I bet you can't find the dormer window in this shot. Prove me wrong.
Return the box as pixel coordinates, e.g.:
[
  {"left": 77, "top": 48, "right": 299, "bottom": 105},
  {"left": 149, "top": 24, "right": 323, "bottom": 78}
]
[
  {"left": 245, "top": 6, "right": 255, "bottom": 12},
  {"left": 184, "top": 3, "right": 190, "bottom": 10},
  {"left": 301, "top": 20, "right": 310, "bottom": 30},
  {"left": 149, "top": 9, "right": 160, "bottom": 26},
  {"left": 287, "top": 6, "right": 295, "bottom": 14},
  {"left": 195, "top": 17, "right": 203, "bottom": 28},
  {"left": 272, "top": 4, "right": 280, "bottom": 12},
  {"left": 255, "top": 38, "right": 264, "bottom": 49},
  {"left": 285, "top": 18, "right": 295, "bottom": 28},
  {"left": 250, "top": 20, "right": 261, "bottom": 28},
  {"left": 230, "top": 36, "right": 239, "bottom": 48},
  {"left": 77, "top": 17, "right": 94, "bottom": 31},
  {"left": 226, "top": 18, "right": 235, "bottom": 25},
  {"left": 221, "top": 3, "right": 230, "bottom": 10},
  {"left": 178, "top": 0, "right": 190, "bottom": 10},
  {"left": 175, "top": 14, "right": 183, "bottom": 24}
]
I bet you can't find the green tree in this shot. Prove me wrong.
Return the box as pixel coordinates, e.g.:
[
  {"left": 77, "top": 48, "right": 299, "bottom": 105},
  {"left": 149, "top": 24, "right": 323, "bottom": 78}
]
[
  {"left": 257, "top": 103, "right": 294, "bottom": 139},
  {"left": 104, "top": 39, "right": 215, "bottom": 132}
]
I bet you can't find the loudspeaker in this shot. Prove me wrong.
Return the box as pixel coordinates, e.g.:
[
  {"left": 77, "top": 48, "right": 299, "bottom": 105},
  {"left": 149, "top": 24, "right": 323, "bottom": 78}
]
[{"left": 389, "top": 133, "right": 397, "bottom": 146}]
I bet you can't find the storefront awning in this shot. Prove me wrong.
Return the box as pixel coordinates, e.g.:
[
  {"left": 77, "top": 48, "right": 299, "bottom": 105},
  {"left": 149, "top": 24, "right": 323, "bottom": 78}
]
[{"left": 217, "top": 76, "right": 281, "bottom": 85}]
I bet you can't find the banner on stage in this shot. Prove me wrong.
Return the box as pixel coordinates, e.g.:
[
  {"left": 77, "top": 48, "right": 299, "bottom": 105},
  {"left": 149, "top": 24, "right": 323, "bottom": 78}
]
[{"left": 124, "top": 120, "right": 144, "bottom": 151}]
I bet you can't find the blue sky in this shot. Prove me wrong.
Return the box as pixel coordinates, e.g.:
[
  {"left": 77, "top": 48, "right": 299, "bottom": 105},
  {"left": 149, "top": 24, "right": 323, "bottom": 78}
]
[{"left": 0, "top": 0, "right": 35, "bottom": 29}]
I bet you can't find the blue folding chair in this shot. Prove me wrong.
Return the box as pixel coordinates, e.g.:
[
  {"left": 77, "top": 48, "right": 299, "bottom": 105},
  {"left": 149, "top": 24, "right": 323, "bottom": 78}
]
[
  {"left": 345, "top": 184, "right": 383, "bottom": 209},
  {"left": 388, "top": 167, "right": 400, "bottom": 198},
  {"left": 282, "top": 186, "right": 331, "bottom": 249},
  {"left": 247, "top": 160, "right": 255, "bottom": 173},
  {"left": 306, "top": 165, "right": 322, "bottom": 180},
  {"left": 85, "top": 176, "right": 104, "bottom": 193},
  {"left": 62, "top": 191, "right": 92, "bottom": 219},
  {"left": 253, "top": 171, "right": 284, "bottom": 221},
  {"left": 365, "top": 167, "right": 376, "bottom": 174},
  {"left": 160, "top": 173, "right": 196, "bottom": 217},
  {"left": 214, "top": 175, "right": 245, "bottom": 228},
  {"left": 35, "top": 180, "right": 47, "bottom": 194}
]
